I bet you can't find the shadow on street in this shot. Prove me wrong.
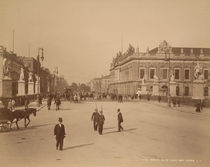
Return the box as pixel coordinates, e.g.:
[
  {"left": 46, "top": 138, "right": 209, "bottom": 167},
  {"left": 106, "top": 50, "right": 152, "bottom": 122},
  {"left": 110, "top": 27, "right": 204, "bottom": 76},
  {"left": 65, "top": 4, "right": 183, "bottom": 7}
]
[
  {"left": 63, "top": 143, "right": 94, "bottom": 151},
  {"left": 103, "top": 128, "right": 137, "bottom": 135},
  {"left": 103, "top": 127, "right": 115, "bottom": 130},
  {"left": 8, "top": 123, "right": 54, "bottom": 133}
]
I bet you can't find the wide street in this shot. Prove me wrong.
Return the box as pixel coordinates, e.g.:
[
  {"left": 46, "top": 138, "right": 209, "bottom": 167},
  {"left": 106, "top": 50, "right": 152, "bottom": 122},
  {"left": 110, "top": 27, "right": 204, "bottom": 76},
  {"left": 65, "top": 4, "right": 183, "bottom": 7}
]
[{"left": 0, "top": 100, "right": 210, "bottom": 167}]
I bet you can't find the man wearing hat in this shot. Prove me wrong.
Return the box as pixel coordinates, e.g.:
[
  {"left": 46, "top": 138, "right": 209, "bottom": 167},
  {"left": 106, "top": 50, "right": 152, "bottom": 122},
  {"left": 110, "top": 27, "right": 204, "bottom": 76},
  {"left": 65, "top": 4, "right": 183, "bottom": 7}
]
[
  {"left": 91, "top": 108, "right": 99, "bottom": 131},
  {"left": 98, "top": 110, "right": 105, "bottom": 135},
  {"left": 54, "top": 117, "right": 66, "bottom": 150},
  {"left": 117, "top": 108, "right": 123, "bottom": 132}
]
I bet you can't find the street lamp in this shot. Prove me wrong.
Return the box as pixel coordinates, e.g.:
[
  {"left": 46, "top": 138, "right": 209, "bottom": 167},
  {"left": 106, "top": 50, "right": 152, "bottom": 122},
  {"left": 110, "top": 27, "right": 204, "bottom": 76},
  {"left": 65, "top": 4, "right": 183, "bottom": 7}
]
[
  {"left": 37, "top": 48, "right": 44, "bottom": 94},
  {"left": 162, "top": 41, "right": 171, "bottom": 107}
]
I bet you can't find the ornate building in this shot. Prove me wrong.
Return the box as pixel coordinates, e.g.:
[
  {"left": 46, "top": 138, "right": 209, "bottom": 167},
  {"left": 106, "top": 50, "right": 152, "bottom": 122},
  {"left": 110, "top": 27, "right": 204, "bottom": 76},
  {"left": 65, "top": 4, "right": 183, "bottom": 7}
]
[
  {"left": 0, "top": 46, "right": 25, "bottom": 98},
  {"left": 109, "top": 41, "right": 210, "bottom": 100},
  {"left": 0, "top": 45, "right": 69, "bottom": 106}
]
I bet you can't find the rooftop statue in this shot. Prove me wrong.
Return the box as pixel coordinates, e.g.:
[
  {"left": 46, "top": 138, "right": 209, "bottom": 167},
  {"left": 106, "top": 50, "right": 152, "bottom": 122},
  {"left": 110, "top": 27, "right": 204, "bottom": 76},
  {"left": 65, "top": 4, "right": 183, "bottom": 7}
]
[{"left": 158, "top": 40, "right": 170, "bottom": 53}]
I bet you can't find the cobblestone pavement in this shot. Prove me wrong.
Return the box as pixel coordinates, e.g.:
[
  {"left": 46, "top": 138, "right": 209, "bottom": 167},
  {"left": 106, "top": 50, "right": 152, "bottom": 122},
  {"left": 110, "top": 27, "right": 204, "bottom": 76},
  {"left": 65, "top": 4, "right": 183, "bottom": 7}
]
[{"left": 0, "top": 100, "right": 209, "bottom": 167}]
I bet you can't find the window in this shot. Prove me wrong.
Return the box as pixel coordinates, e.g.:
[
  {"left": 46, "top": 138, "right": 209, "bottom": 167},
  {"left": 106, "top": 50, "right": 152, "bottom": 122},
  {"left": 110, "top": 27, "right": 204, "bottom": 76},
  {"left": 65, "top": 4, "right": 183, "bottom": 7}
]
[
  {"left": 184, "top": 69, "right": 190, "bottom": 80},
  {"left": 162, "top": 69, "right": 168, "bottom": 79},
  {"left": 204, "top": 87, "right": 208, "bottom": 96},
  {"left": 184, "top": 87, "right": 189, "bottom": 96},
  {"left": 176, "top": 86, "right": 180, "bottom": 96},
  {"left": 204, "top": 70, "right": 208, "bottom": 80},
  {"left": 149, "top": 68, "right": 155, "bottom": 79},
  {"left": 174, "top": 69, "right": 180, "bottom": 80},
  {"left": 139, "top": 68, "right": 145, "bottom": 79}
]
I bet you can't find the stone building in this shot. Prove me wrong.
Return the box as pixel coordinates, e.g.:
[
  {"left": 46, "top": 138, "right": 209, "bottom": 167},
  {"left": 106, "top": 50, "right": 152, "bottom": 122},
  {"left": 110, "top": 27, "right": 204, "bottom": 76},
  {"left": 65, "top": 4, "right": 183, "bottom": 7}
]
[
  {"left": 0, "top": 45, "right": 69, "bottom": 106},
  {"left": 89, "top": 77, "right": 102, "bottom": 93},
  {"left": 109, "top": 41, "right": 210, "bottom": 100},
  {"left": 18, "top": 57, "right": 39, "bottom": 94},
  {"left": 0, "top": 46, "right": 26, "bottom": 98},
  {"left": 101, "top": 75, "right": 110, "bottom": 94}
]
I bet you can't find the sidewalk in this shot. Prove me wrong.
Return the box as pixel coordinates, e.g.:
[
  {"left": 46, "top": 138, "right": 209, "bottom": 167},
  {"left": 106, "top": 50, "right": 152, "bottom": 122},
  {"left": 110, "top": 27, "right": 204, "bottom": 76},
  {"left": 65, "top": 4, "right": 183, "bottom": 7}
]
[{"left": 137, "top": 99, "right": 210, "bottom": 116}]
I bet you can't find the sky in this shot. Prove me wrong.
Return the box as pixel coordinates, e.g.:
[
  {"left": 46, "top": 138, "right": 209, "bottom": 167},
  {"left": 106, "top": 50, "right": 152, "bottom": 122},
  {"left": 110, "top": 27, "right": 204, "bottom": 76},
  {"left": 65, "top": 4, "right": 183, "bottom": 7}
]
[{"left": 0, "top": 0, "right": 210, "bottom": 84}]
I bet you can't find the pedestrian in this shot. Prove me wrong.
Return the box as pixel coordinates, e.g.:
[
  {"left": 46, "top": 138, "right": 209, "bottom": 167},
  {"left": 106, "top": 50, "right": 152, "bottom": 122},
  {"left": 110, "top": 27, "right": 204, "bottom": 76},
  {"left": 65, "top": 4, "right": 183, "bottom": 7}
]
[
  {"left": 7, "top": 99, "right": 13, "bottom": 111},
  {"left": 47, "top": 94, "right": 52, "bottom": 110},
  {"left": 147, "top": 94, "right": 150, "bottom": 101},
  {"left": 117, "top": 108, "right": 124, "bottom": 132},
  {"left": 158, "top": 95, "right": 161, "bottom": 103},
  {"left": 200, "top": 100, "right": 204, "bottom": 111},
  {"left": 91, "top": 108, "right": 99, "bottom": 131},
  {"left": 55, "top": 96, "right": 61, "bottom": 110},
  {"left": 195, "top": 102, "right": 201, "bottom": 112},
  {"left": 172, "top": 98, "right": 176, "bottom": 107},
  {"left": 24, "top": 95, "right": 30, "bottom": 110},
  {"left": 54, "top": 117, "right": 66, "bottom": 150},
  {"left": 37, "top": 94, "right": 40, "bottom": 107},
  {"left": 98, "top": 110, "right": 105, "bottom": 135},
  {"left": 11, "top": 99, "right": 15, "bottom": 111}
]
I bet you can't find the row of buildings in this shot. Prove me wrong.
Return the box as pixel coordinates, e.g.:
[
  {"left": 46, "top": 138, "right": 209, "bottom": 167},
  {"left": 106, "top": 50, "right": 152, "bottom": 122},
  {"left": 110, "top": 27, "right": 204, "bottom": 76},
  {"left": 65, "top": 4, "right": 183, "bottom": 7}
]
[
  {"left": 0, "top": 45, "right": 68, "bottom": 105},
  {"left": 89, "top": 41, "right": 210, "bottom": 103}
]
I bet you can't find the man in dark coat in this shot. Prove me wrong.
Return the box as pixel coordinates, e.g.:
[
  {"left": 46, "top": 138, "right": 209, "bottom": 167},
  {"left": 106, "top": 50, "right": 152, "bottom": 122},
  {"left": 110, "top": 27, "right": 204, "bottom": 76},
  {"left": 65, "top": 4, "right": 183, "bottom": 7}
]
[
  {"left": 55, "top": 96, "right": 61, "bottom": 110},
  {"left": 47, "top": 94, "right": 52, "bottom": 110},
  {"left": 98, "top": 110, "right": 105, "bottom": 135},
  {"left": 54, "top": 117, "right": 65, "bottom": 150},
  {"left": 117, "top": 108, "right": 124, "bottom": 132},
  {"left": 91, "top": 108, "right": 99, "bottom": 131}
]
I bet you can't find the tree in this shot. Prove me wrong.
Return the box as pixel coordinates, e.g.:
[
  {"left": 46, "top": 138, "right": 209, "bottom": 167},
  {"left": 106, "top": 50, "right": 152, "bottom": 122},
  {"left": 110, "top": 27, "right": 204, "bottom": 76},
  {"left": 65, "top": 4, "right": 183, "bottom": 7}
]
[
  {"left": 79, "top": 83, "right": 90, "bottom": 92},
  {"left": 69, "top": 82, "right": 78, "bottom": 92}
]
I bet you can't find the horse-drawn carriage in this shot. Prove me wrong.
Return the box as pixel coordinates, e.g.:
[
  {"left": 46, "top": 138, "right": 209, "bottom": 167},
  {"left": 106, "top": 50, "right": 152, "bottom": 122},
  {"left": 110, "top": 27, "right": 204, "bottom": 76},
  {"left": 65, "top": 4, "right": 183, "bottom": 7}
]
[{"left": 0, "top": 107, "right": 37, "bottom": 132}]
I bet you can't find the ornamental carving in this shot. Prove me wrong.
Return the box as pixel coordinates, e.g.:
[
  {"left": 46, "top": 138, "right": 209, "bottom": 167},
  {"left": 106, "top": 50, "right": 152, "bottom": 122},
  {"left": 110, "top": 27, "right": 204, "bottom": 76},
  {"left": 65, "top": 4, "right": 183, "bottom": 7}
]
[{"left": 158, "top": 40, "right": 170, "bottom": 53}]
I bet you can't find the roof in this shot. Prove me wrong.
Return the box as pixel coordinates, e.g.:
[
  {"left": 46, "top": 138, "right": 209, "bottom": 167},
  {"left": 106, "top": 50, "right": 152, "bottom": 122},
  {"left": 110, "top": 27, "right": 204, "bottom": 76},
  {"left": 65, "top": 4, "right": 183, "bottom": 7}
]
[{"left": 149, "top": 47, "right": 210, "bottom": 55}]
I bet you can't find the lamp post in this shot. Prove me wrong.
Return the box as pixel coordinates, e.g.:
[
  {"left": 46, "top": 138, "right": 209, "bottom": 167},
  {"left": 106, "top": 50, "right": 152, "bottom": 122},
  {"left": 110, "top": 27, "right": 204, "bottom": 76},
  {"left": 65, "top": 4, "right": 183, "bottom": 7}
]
[
  {"left": 166, "top": 50, "right": 171, "bottom": 107},
  {"left": 37, "top": 48, "right": 44, "bottom": 94},
  {"left": 162, "top": 41, "right": 171, "bottom": 107}
]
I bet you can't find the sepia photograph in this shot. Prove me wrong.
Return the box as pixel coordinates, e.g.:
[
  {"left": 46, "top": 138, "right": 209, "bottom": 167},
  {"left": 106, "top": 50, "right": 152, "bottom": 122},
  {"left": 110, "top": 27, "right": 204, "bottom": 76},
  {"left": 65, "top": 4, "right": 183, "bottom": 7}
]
[{"left": 0, "top": 0, "right": 210, "bottom": 167}]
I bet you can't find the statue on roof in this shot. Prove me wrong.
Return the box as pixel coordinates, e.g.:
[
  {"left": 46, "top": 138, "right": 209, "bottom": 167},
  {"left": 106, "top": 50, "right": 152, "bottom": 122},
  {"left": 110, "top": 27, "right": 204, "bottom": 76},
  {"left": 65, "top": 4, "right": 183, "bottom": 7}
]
[
  {"left": 127, "top": 44, "right": 135, "bottom": 56},
  {"left": 158, "top": 40, "right": 170, "bottom": 53}
]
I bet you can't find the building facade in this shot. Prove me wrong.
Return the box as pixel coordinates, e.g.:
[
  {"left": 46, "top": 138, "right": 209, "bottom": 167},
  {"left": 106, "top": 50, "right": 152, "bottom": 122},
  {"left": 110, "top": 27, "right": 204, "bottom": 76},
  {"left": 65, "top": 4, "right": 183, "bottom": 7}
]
[
  {"left": 0, "top": 45, "right": 69, "bottom": 105},
  {"left": 0, "top": 46, "right": 25, "bottom": 98},
  {"left": 109, "top": 41, "right": 210, "bottom": 100}
]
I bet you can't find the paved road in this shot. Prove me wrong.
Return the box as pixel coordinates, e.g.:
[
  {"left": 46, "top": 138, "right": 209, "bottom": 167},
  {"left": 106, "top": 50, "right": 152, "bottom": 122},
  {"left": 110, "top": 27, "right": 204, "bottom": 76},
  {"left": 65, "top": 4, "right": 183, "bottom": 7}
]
[{"left": 0, "top": 101, "right": 209, "bottom": 167}]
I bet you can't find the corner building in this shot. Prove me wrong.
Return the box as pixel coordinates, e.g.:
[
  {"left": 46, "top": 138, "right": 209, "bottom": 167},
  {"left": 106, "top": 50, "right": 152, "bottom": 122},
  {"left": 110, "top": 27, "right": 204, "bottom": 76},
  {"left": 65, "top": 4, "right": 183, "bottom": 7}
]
[{"left": 109, "top": 41, "right": 210, "bottom": 99}]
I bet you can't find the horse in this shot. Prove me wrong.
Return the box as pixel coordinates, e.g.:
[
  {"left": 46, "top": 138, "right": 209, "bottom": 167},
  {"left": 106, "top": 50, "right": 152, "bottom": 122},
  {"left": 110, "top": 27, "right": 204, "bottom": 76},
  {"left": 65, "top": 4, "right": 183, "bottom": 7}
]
[{"left": 0, "top": 108, "right": 37, "bottom": 129}]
